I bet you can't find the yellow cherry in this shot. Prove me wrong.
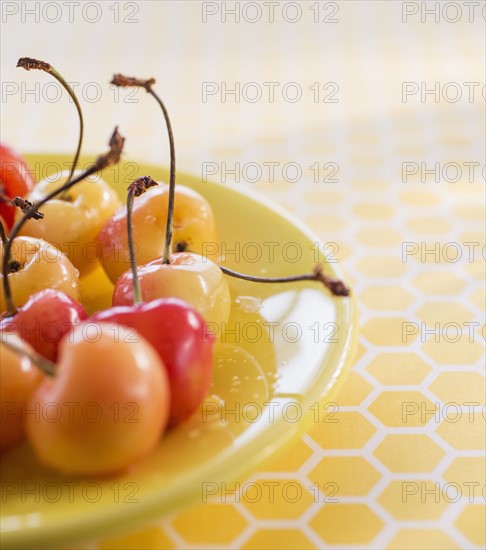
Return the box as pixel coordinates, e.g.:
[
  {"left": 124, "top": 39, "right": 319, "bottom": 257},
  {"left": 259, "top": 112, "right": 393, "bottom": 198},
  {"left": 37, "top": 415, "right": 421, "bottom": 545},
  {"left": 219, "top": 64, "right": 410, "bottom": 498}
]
[
  {"left": 98, "top": 183, "right": 217, "bottom": 285},
  {"left": 0, "top": 236, "right": 80, "bottom": 314},
  {"left": 17, "top": 170, "right": 120, "bottom": 276}
]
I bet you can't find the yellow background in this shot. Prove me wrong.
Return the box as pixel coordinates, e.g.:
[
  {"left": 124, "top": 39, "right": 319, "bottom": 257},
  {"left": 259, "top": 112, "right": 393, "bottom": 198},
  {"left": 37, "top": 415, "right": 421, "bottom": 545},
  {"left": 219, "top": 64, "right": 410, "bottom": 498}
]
[{"left": 1, "top": 1, "right": 484, "bottom": 548}]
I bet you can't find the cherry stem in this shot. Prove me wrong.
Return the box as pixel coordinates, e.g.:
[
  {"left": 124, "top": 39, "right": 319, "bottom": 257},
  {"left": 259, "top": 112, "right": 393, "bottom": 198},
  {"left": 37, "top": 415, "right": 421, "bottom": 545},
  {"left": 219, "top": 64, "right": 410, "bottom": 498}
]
[
  {"left": 17, "top": 57, "right": 84, "bottom": 193},
  {"left": 0, "top": 223, "right": 18, "bottom": 271},
  {"left": 0, "top": 222, "right": 8, "bottom": 249},
  {"left": 1, "top": 335, "right": 56, "bottom": 377},
  {"left": 126, "top": 176, "right": 158, "bottom": 304},
  {"left": 219, "top": 264, "right": 350, "bottom": 297},
  {"left": 1, "top": 128, "right": 125, "bottom": 317},
  {"left": 111, "top": 75, "right": 176, "bottom": 264},
  {"left": 11, "top": 198, "right": 44, "bottom": 220}
]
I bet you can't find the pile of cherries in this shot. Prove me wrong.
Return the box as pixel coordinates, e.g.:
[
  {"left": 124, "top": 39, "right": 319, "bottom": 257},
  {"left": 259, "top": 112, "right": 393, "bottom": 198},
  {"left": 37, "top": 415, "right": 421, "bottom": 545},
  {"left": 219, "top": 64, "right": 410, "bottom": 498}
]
[{"left": 0, "top": 58, "right": 349, "bottom": 477}]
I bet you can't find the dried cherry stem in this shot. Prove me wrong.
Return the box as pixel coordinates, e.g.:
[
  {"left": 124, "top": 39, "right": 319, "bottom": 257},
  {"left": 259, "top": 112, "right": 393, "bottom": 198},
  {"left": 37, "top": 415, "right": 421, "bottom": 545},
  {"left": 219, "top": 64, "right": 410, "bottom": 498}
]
[
  {"left": 111, "top": 74, "right": 175, "bottom": 265},
  {"left": 219, "top": 264, "right": 350, "bottom": 297},
  {"left": 1, "top": 334, "right": 55, "bottom": 377},
  {"left": 126, "top": 176, "right": 158, "bottom": 304},
  {"left": 11, "top": 198, "right": 44, "bottom": 220},
  {"left": 1, "top": 128, "right": 124, "bottom": 316},
  {"left": 17, "top": 57, "right": 84, "bottom": 194}
]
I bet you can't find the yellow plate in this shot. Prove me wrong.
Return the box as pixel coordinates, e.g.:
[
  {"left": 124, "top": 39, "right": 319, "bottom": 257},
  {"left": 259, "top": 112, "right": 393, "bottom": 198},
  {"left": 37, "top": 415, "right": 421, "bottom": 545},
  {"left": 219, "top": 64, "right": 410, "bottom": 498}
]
[{"left": 0, "top": 155, "right": 358, "bottom": 549}]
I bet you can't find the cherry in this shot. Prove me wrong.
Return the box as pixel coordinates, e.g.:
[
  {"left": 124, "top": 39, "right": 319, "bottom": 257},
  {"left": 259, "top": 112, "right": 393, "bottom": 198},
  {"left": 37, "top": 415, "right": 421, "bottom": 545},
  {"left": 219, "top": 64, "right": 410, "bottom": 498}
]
[
  {"left": 26, "top": 322, "right": 170, "bottom": 476},
  {"left": 108, "top": 74, "right": 231, "bottom": 325},
  {"left": 113, "top": 251, "right": 231, "bottom": 325},
  {"left": 0, "top": 235, "right": 80, "bottom": 315},
  {"left": 0, "top": 289, "right": 88, "bottom": 361},
  {"left": 91, "top": 298, "right": 213, "bottom": 427},
  {"left": 18, "top": 170, "right": 121, "bottom": 276},
  {"left": 0, "top": 333, "right": 44, "bottom": 452},
  {"left": 0, "top": 144, "right": 35, "bottom": 229},
  {"left": 91, "top": 176, "right": 215, "bottom": 427},
  {"left": 98, "top": 183, "right": 217, "bottom": 285},
  {"left": 97, "top": 74, "right": 219, "bottom": 286}
]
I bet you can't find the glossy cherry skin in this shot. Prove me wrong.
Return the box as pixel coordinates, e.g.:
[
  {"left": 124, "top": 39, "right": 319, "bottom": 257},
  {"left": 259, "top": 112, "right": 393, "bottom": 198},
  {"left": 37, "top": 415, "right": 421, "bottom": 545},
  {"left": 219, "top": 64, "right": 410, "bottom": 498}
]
[
  {"left": 26, "top": 322, "right": 170, "bottom": 476},
  {"left": 0, "top": 289, "right": 88, "bottom": 362},
  {"left": 0, "top": 236, "right": 80, "bottom": 314},
  {"left": 0, "top": 144, "right": 35, "bottom": 229},
  {"left": 17, "top": 170, "right": 120, "bottom": 276},
  {"left": 91, "top": 298, "right": 214, "bottom": 427},
  {"left": 0, "top": 333, "right": 44, "bottom": 453},
  {"left": 98, "top": 184, "right": 218, "bottom": 284},
  {"left": 113, "top": 252, "right": 231, "bottom": 327}
]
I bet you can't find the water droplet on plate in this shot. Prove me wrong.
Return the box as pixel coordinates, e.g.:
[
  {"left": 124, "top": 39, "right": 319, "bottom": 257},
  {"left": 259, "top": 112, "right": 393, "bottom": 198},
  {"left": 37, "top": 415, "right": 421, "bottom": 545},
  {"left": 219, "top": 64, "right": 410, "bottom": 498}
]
[{"left": 234, "top": 295, "right": 262, "bottom": 313}]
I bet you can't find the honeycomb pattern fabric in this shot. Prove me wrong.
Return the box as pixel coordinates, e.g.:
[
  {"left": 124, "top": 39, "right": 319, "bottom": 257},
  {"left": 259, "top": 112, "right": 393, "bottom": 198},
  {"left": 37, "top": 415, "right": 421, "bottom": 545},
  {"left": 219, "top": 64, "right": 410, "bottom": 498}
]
[{"left": 1, "top": 2, "right": 484, "bottom": 549}]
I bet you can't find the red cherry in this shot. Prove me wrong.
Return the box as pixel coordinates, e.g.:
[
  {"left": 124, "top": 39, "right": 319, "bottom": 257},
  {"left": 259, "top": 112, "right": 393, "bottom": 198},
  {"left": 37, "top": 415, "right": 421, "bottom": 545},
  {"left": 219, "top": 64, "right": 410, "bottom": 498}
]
[
  {"left": 0, "top": 289, "right": 88, "bottom": 362},
  {"left": 90, "top": 297, "right": 214, "bottom": 427},
  {"left": 0, "top": 144, "right": 36, "bottom": 228}
]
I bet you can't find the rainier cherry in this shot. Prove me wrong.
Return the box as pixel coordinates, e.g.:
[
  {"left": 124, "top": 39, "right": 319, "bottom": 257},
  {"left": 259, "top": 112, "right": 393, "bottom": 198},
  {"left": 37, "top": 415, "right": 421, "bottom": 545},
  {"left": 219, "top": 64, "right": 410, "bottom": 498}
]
[
  {"left": 98, "top": 74, "right": 218, "bottom": 285},
  {"left": 26, "top": 322, "right": 170, "bottom": 476},
  {"left": 109, "top": 75, "right": 231, "bottom": 326},
  {"left": 91, "top": 177, "right": 214, "bottom": 427},
  {"left": 0, "top": 235, "right": 80, "bottom": 314},
  {"left": 0, "top": 333, "right": 45, "bottom": 452},
  {"left": 16, "top": 58, "right": 120, "bottom": 276},
  {"left": 92, "top": 297, "right": 213, "bottom": 428},
  {"left": 19, "top": 171, "right": 120, "bottom": 276},
  {"left": 113, "top": 251, "right": 231, "bottom": 326},
  {"left": 98, "top": 183, "right": 217, "bottom": 285}
]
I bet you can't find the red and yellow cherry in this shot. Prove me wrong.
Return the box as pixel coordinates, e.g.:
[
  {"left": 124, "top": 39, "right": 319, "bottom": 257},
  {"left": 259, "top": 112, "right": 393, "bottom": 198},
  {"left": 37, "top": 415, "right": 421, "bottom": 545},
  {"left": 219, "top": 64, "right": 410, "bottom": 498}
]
[
  {"left": 98, "top": 184, "right": 217, "bottom": 285},
  {"left": 27, "top": 322, "right": 170, "bottom": 476},
  {"left": 17, "top": 171, "right": 120, "bottom": 276},
  {"left": 113, "top": 252, "right": 231, "bottom": 326},
  {"left": 0, "top": 236, "right": 80, "bottom": 314},
  {"left": 0, "top": 333, "right": 44, "bottom": 453},
  {"left": 91, "top": 297, "right": 214, "bottom": 427},
  {"left": 0, "top": 289, "right": 87, "bottom": 361},
  {"left": 0, "top": 144, "right": 35, "bottom": 229}
]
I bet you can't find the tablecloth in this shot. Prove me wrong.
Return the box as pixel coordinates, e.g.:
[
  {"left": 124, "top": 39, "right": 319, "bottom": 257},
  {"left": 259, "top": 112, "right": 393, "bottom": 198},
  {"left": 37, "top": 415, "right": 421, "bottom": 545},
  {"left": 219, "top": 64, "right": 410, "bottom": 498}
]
[{"left": 1, "top": 1, "right": 485, "bottom": 548}]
